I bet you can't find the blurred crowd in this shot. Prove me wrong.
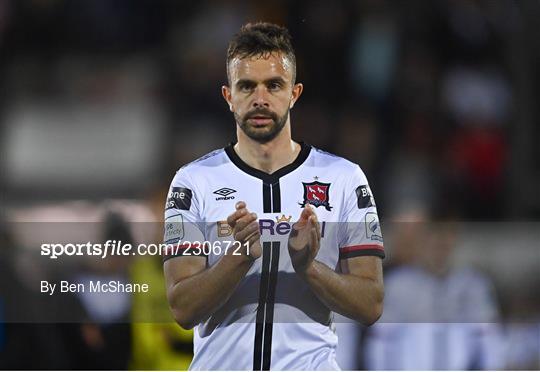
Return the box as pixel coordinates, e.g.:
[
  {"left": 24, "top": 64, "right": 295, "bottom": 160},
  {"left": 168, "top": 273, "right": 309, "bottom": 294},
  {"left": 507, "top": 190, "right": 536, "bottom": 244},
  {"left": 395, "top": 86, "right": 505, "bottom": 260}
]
[
  {"left": 0, "top": 0, "right": 539, "bottom": 370},
  {"left": 1, "top": 0, "right": 539, "bottom": 219}
]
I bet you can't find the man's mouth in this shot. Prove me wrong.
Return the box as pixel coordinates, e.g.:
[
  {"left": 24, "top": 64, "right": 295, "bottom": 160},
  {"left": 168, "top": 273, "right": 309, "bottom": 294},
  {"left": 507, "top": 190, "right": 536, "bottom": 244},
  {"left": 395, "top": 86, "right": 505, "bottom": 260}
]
[{"left": 248, "top": 115, "right": 273, "bottom": 126}]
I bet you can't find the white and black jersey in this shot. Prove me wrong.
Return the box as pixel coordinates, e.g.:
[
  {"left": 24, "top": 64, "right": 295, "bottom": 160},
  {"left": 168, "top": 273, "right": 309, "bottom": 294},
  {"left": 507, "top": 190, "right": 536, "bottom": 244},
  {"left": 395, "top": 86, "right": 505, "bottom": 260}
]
[{"left": 164, "top": 142, "right": 384, "bottom": 370}]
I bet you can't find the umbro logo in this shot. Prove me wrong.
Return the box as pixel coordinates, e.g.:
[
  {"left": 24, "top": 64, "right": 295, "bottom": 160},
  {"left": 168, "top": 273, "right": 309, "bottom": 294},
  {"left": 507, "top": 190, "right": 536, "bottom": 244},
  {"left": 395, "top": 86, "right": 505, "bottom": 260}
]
[{"left": 214, "top": 187, "right": 236, "bottom": 201}]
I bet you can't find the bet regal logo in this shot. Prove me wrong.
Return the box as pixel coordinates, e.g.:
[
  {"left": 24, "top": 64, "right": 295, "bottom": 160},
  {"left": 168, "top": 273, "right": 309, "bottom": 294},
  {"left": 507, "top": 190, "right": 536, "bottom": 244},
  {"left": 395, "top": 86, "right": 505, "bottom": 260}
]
[{"left": 217, "top": 215, "right": 326, "bottom": 238}]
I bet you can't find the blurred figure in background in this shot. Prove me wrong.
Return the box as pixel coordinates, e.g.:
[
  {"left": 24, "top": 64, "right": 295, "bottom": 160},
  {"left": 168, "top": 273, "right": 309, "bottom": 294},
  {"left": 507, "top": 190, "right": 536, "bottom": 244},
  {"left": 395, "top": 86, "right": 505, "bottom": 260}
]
[
  {"left": 441, "top": 64, "right": 510, "bottom": 219},
  {"left": 59, "top": 210, "right": 133, "bottom": 370},
  {"left": 363, "top": 208, "right": 505, "bottom": 370},
  {"left": 0, "top": 222, "right": 12, "bottom": 364},
  {"left": 0, "top": 222, "right": 70, "bottom": 369},
  {"left": 130, "top": 186, "right": 193, "bottom": 370},
  {"left": 504, "top": 322, "right": 540, "bottom": 370}
]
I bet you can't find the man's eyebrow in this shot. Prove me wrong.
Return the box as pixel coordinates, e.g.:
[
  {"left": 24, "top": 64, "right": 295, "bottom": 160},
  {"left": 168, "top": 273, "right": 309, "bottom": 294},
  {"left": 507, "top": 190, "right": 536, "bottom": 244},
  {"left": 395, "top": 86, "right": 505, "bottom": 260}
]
[
  {"left": 235, "top": 79, "right": 256, "bottom": 87},
  {"left": 235, "top": 77, "right": 287, "bottom": 86},
  {"left": 264, "top": 77, "right": 287, "bottom": 85}
]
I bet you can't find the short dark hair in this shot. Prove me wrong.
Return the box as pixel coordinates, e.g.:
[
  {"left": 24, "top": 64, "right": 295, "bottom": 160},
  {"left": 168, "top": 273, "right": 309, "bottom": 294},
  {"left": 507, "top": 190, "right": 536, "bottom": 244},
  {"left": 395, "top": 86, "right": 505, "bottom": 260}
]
[{"left": 226, "top": 22, "right": 296, "bottom": 83}]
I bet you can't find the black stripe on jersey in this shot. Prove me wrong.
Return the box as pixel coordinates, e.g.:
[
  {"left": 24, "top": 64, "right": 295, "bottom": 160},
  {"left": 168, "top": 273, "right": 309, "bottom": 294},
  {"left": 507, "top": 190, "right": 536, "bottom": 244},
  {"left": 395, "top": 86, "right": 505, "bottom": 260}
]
[
  {"left": 253, "top": 241, "right": 280, "bottom": 370},
  {"left": 253, "top": 242, "right": 272, "bottom": 370},
  {"left": 224, "top": 142, "right": 311, "bottom": 184},
  {"left": 271, "top": 182, "right": 281, "bottom": 213},
  {"left": 263, "top": 182, "right": 281, "bottom": 213},
  {"left": 263, "top": 183, "right": 271, "bottom": 213},
  {"left": 262, "top": 241, "right": 280, "bottom": 370}
]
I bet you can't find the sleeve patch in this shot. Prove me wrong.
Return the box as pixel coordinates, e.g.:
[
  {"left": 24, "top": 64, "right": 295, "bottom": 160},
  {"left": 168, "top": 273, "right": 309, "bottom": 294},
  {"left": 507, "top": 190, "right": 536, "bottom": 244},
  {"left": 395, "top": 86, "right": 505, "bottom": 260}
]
[
  {"left": 164, "top": 214, "right": 184, "bottom": 243},
  {"left": 166, "top": 187, "right": 193, "bottom": 210},
  {"left": 355, "top": 185, "right": 374, "bottom": 209},
  {"left": 365, "top": 212, "right": 383, "bottom": 242}
]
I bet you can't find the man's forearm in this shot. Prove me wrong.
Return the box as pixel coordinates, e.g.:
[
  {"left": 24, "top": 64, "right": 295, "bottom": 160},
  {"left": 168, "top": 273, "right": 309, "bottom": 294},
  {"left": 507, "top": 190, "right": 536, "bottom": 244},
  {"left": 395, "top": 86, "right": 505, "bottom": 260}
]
[
  {"left": 168, "top": 255, "right": 253, "bottom": 329},
  {"left": 301, "top": 260, "right": 384, "bottom": 325}
]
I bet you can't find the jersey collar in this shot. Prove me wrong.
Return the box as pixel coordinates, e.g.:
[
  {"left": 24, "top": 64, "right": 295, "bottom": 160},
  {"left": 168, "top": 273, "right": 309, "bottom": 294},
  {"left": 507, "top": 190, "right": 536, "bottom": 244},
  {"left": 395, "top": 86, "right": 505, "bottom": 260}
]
[{"left": 224, "top": 141, "right": 311, "bottom": 184}]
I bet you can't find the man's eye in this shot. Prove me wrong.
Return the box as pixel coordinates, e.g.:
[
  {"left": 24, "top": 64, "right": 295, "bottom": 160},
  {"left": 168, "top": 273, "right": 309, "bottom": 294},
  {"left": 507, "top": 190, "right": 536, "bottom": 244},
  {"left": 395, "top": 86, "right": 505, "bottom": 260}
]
[
  {"left": 268, "top": 82, "right": 282, "bottom": 91},
  {"left": 239, "top": 84, "right": 254, "bottom": 92}
]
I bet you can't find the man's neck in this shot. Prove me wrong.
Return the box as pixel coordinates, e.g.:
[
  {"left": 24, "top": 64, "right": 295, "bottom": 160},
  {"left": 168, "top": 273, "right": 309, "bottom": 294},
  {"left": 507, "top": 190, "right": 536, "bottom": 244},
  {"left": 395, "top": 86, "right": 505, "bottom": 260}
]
[{"left": 234, "top": 126, "right": 301, "bottom": 174}]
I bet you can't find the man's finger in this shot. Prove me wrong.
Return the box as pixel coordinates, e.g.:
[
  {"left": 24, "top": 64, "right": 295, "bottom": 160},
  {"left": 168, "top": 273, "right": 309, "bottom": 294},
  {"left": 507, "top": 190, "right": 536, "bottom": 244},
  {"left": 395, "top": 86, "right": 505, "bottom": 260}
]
[
  {"left": 234, "top": 212, "right": 257, "bottom": 234},
  {"left": 235, "top": 219, "right": 259, "bottom": 242},
  {"left": 309, "top": 226, "right": 319, "bottom": 256},
  {"left": 243, "top": 224, "right": 261, "bottom": 244},
  {"left": 227, "top": 201, "right": 250, "bottom": 227},
  {"left": 227, "top": 208, "right": 249, "bottom": 227},
  {"left": 309, "top": 214, "right": 321, "bottom": 241},
  {"left": 246, "top": 231, "right": 261, "bottom": 246},
  {"left": 301, "top": 205, "right": 314, "bottom": 220},
  {"left": 293, "top": 205, "right": 313, "bottom": 230}
]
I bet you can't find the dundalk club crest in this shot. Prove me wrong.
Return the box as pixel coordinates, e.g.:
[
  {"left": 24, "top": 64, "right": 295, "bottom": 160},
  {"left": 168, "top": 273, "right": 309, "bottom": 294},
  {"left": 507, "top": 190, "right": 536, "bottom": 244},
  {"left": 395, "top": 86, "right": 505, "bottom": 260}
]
[{"left": 299, "top": 181, "right": 333, "bottom": 211}]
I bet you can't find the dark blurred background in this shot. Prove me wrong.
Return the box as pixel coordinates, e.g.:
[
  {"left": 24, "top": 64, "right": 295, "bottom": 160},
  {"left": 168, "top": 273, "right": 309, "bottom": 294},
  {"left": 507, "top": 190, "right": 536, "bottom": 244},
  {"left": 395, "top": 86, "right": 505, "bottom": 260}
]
[
  {"left": 1, "top": 0, "right": 539, "bottom": 219},
  {"left": 0, "top": 0, "right": 539, "bottom": 370}
]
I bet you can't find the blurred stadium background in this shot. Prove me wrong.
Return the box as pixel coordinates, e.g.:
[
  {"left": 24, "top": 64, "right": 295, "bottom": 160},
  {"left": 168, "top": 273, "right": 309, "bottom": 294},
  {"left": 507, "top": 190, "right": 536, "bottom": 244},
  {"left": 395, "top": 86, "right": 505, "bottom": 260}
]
[{"left": 0, "top": 0, "right": 539, "bottom": 370}]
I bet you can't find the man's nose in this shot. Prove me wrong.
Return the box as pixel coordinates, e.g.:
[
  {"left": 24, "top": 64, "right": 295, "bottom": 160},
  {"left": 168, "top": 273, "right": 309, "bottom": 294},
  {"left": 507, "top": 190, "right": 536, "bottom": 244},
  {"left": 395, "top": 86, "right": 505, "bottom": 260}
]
[{"left": 252, "top": 86, "right": 270, "bottom": 108}]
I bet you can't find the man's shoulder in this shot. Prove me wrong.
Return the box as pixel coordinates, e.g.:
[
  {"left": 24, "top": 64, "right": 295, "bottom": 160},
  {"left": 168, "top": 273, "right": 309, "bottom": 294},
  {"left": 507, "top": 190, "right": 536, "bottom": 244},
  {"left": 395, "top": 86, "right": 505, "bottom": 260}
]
[
  {"left": 309, "top": 146, "right": 363, "bottom": 173},
  {"left": 171, "top": 147, "right": 228, "bottom": 184},
  {"left": 180, "top": 147, "right": 227, "bottom": 170}
]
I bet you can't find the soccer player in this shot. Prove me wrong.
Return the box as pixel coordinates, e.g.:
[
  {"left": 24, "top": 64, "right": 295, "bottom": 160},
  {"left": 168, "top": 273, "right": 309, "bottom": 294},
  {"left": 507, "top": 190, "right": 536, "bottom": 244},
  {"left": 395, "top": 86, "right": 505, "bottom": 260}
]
[{"left": 163, "top": 22, "right": 384, "bottom": 370}]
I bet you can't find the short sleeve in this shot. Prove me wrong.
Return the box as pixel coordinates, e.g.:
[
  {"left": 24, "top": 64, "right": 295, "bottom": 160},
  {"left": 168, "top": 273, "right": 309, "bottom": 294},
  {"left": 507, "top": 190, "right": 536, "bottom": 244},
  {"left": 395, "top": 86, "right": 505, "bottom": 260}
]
[
  {"left": 338, "top": 166, "right": 385, "bottom": 260},
  {"left": 163, "top": 170, "right": 207, "bottom": 261}
]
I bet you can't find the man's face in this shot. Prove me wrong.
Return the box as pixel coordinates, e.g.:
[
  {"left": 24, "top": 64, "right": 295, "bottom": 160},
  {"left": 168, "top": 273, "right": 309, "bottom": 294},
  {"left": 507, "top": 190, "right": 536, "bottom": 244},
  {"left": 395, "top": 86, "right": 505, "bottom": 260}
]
[{"left": 222, "top": 52, "right": 303, "bottom": 143}]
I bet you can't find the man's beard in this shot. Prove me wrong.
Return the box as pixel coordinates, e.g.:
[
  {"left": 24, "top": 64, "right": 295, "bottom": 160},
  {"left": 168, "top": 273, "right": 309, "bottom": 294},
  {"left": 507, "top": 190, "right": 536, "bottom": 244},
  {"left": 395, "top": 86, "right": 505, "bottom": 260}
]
[{"left": 235, "top": 107, "right": 289, "bottom": 144}]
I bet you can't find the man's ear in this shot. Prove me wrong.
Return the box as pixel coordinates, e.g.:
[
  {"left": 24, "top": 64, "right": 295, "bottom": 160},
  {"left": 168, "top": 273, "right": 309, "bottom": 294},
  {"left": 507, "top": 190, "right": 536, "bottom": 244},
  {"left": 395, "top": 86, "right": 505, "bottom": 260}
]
[
  {"left": 222, "top": 85, "right": 234, "bottom": 112},
  {"left": 290, "top": 83, "right": 303, "bottom": 109}
]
